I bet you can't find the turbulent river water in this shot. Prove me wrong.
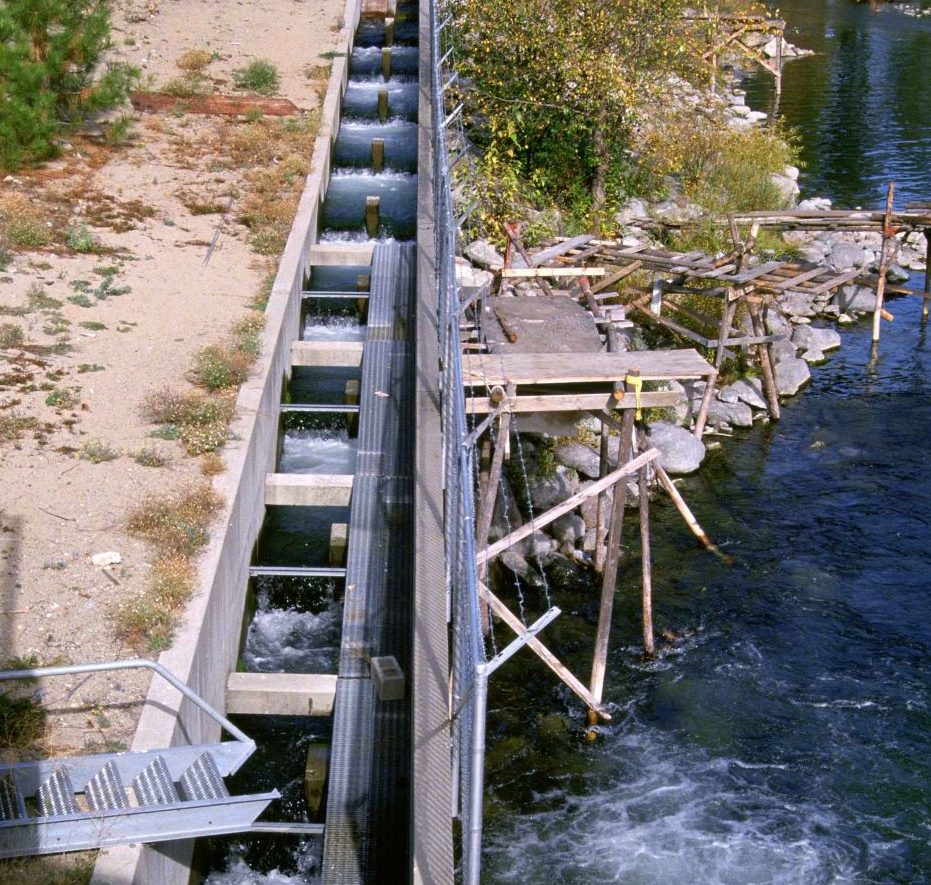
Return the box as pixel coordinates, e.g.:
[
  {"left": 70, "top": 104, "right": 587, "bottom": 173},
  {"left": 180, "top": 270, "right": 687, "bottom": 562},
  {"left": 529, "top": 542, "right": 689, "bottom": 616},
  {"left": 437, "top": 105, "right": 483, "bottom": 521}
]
[{"left": 482, "top": 3, "right": 931, "bottom": 883}]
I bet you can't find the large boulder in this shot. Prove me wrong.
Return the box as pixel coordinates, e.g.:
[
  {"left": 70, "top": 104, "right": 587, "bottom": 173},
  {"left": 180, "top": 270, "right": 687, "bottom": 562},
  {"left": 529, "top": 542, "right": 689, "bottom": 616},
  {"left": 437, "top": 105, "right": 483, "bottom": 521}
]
[
  {"left": 721, "top": 377, "right": 768, "bottom": 410},
  {"left": 614, "top": 197, "right": 650, "bottom": 227},
  {"left": 707, "top": 398, "right": 754, "bottom": 428},
  {"left": 645, "top": 420, "right": 706, "bottom": 475},
  {"left": 774, "top": 357, "right": 811, "bottom": 396},
  {"left": 652, "top": 198, "right": 704, "bottom": 225},
  {"left": 555, "top": 442, "right": 600, "bottom": 479},
  {"left": 836, "top": 283, "right": 876, "bottom": 313},
  {"left": 463, "top": 239, "right": 504, "bottom": 270},
  {"left": 799, "top": 197, "right": 832, "bottom": 211},
  {"left": 778, "top": 291, "right": 817, "bottom": 318},
  {"left": 455, "top": 257, "right": 493, "bottom": 291},
  {"left": 829, "top": 242, "right": 870, "bottom": 271},
  {"left": 552, "top": 512, "right": 586, "bottom": 546},
  {"left": 770, "top": 172, "right": 800, "bottom": 207},
  {"left": 527, "top": 465, "right": 578, "bottom": 510},
  {"left": 792, "top": 324, "right": 841, "bottom": 353},
  {"left": 770, "top": 336, "right": 798, "bottom": 364}
]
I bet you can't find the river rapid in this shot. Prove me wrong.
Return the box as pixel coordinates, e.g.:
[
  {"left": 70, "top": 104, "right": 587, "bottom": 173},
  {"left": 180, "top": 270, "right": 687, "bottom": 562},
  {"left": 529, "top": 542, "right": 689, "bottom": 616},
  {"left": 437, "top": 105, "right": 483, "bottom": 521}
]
[{"left": 482, "top": 3, "right": 931, "bottom": 882}]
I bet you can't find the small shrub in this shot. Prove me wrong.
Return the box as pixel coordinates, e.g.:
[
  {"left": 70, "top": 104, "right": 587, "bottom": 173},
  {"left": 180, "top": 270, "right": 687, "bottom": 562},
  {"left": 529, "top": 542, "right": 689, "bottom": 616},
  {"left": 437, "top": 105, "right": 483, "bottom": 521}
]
[
  {"left": 105, "top": 114, "right": 135, "bottom": 146},
  {"left": 126, "top": 483, "right": 223, "bottom": 556},
  {"left": 79, "top": 321, "right": 107, "bottom": 331},
  {"left": 176, "top": 49, "right": 216, "bottom": 72},
  {"left": 45, "top": 387, "right": 81, "bottom": 409},
  {"left": 141, "top": 388, "right": 233, "bottom": 426},
  {"left": 151, "top": 554, "right": 193, "bottom": 608},
  {"left": 232, "top": 59, "right": 280, "bottom": 95},
  {"left": 0, "top": 692, "right": 45, "bottom": 760},
  {"left": 150, "top": 424, "right": 181, "bottom": 441},
  {"left": 133, "top": 447, "right": 169, "bottom": 467},
  {"left": 67, "top": 294, "right": 94, "bottom": 308},
  {"left": 190, "top": 344, "right": 252, "bottom": 390},
  {"left": 232, "top": 311, "right": 265, "bottom": 355},
  {"left": 0, "top": 413, "right": 37, "bottom": 442},
  {"left": 162, "top": 73, "right": 210, "bottom": 98},
  {"left": 0, "top": 323, "right": 24, "bottom": 348},
  {"left": 115, "top": 598, "right": 176, "bottom": 654},
  {"left": 180, "top": 419, "right": 229, "bottom": 455},
  {"left": 26, "top": 285, "right": 61, "bottom": 311},
  {"left": 200, "top": 452, "right": 226, "bottom": 476},
  {"left": 81, "top": 439, "right": 119, "bottom": 463},
  {"left": 0, "top": 195, "right": 52, "bottom": 248}
]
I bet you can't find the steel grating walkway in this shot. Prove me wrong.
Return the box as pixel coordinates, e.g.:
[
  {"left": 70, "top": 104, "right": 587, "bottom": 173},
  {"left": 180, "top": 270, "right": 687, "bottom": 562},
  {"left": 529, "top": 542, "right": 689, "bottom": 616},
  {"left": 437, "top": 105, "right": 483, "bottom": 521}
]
[{"left": 322, "top": 243, "right": 416, "bottom": 883}]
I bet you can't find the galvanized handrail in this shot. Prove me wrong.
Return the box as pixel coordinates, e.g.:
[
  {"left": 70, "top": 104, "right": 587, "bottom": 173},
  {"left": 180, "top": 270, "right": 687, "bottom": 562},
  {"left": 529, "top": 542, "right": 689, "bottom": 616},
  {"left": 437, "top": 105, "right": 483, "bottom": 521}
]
[{"left": 0, "top": 659, "right": 253, "bottom": 746}]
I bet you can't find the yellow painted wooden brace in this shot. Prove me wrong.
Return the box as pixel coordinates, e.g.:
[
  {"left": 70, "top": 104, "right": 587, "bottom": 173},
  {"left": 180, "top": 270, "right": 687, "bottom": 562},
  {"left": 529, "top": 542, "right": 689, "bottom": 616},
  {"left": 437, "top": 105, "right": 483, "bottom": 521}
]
[{"left": 626, "top": 373, "right": 644, "bottom": 420}]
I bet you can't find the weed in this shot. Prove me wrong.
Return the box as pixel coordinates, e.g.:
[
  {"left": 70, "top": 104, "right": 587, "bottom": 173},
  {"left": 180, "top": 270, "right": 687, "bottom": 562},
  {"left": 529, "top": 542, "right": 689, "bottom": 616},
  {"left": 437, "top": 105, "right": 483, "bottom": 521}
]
[
  {"left": 79, "top": 321, "right": 107, "bottom": 332},
  {"left": 190, "top": 343, "right": 252, "bottom": 390},
  {"left": 176, "top": 48, "right": 216, "bottom": 72},
  {"left": 26, "top": 285, "right": 61, "bottom": 312},
  {"left": 200, "top": 452, "right": 226, "bottom": 476},
  {"left": 304, "top": 63, "right": 330, "bottom": 81},
  {"left": 0, "top": 413, "right": 38, "bottom": 442},
  {"left": 141, "top": 388, "right": 233, "bottom": 426},
  {"left": 0, "top": 195, "right": 53, "bottom": 249},
  {"left": 42, "top": 560, "right": 66, "bottom": 570},
  {"left": 150, "top": 424, "right": 181, "bottom": 440},
  {"left": 0, "top": 323, "right": 24, "bottom": 349},
  {"left": 162, "top": 73, "right": 210, "bottom": 98},
  {"left": 0, "top": 856, "right": 96, "bottom": 885},
  {"left": 105, "top": 114, "right": 136, "bottom": 146},
  {"left": 178, "top": 191, "right": 229, "bottom": 215},
  {"left": 77, "top": 363, "right": 105, "bottom": 373},
  {"left": 67, "top": 294, "right": 94, "bottom": 308},
  {"left": 126, "top": 483, "right": 223, "bottom": 556},
  {"left": 232, "top": 311, "right": 265, "bottom": 355},
  {"left": 232, "top": 59, "right": 280, "bottom": 95},
  {"left": 115, "top": 597, "right": 176, "bottom": 654},
  {"left": 42, "top": 315, "right": 70, "bottom": 335},
  {"left": 0, "top": 691, "right": 45, "bottom": 760},
  {"left": 65, "top": 224, "right": 96, "bottom": 254},
  {"left": 133, "top": 446, "right": 169, "bottom": 467},
  {"left": 93, "top": 265, "right": 119, "bottom": 277},
  {"left": 81, "top": 439, "right": 119, "bottom": 463},
  {"left": 151, "top": 554, "right": 193, "bottom": 608},
  {"left": 180, "top": 419, "right": 229, "bottom": 455},
  {"left": 45, "top": 386, "right": 81, "bottom": 409},
  {"left": 319, "top": 50, "right": 344, "bottom": 60}
]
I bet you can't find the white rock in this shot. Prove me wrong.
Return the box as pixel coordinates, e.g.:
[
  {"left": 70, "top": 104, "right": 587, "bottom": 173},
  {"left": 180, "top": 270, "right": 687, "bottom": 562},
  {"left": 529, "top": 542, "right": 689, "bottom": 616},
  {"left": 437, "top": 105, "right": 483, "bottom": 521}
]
[
  {"left": 799, "top": 197, "right": 833, "bottom": 211},
  {"left": 725, "top": 377, "right": 768, "bottom": 410},
  {"left": 646, "top": 421, "right": 706, "bottom": 475},
  {"left": 746, "top": 110, "right": 768, "bottom": 123},
  {"left": 792, "top": 325, "right": 841, "bottom": 352},
  {"left": 91, "top": 551, "right": 121, "bottom": 567},
  {"left": 774, "top": 357, "right": 811, "bottom": 396},
  {"left": 802, "top": 348, "right": 826, "bottom": 364}
]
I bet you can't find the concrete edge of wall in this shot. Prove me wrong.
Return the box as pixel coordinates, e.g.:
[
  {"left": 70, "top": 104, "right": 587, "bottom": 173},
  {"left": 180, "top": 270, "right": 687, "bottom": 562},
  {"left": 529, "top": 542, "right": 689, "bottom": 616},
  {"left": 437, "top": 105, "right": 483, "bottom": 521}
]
[{"left": 90, "top": 2, "right": 364, "bottom": 882}]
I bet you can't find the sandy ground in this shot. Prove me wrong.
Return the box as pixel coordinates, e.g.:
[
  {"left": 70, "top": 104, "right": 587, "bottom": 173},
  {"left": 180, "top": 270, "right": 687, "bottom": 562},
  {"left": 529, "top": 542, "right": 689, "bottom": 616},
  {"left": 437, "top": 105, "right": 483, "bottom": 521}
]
[{"left": 0, "top": 0, "right": 343, "bottom": 759}]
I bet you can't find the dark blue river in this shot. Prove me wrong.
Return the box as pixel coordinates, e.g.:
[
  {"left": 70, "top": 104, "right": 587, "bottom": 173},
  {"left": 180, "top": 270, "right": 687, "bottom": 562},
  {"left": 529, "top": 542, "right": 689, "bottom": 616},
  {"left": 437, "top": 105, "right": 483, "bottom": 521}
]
[{"left": 483, "top": 3, "right": 931, "bottom": 882}]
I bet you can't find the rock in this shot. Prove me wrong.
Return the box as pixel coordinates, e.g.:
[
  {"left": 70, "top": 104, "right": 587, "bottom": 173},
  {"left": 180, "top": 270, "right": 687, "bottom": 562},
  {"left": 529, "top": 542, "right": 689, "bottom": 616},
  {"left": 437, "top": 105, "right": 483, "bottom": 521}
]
[
  {"left": 723, "top": 377, "right": 768, "bottom": 410},
  {"left": 527, "top": 466, "right": 578, "bottom": 510},
  {"left": 770, "top": 172, "right": 799, "bottom": 206},
  {"left": 774, "top": 357, "right": 811, "bottom": 396},
  {"left": 552, "top": 513, "right": 586, "bottom": 546},
  {"left": 829, "top": 242, "right": 869, "bottom": 271},
  {"left": 783, "top": 165, "right": 800, "bottom": 181},
  {"left": 886, "top": 263, "right": 910, "bottom": 283},
  {"left": 500, "top": 549, "right": 532, "bottom": 579},
  {"left": 799, "top": 197, "right": 832, "bottom": 212},
  {"left": 798, "top": 245, "right": 828, "bottom": 264},
  {"left": 455, "top": 257, "right": 493, "bottom": 291},
  {"left": 579, "top": 484, "right": 611, "bottom": 529},
  {"left": 838, "top": 313, "right": 855, "bottom": 325},
  {"left": 652, "top": 199, "right": 704, "bottom": 225},
  {"left": 792, "top": 324, "right": 841, "bottom": 352},
  {"left": 708, "top": 398, "right": 754, "bottom": 428},
  {"left": 801, "top": 348, "right": 825, "bottom": 364},
  {"left": 765, "top": 310, "right": 793, "bottom": 337},
  {"left": 463, "top": 239, "right": 504, "bottom": 270},
  {"left": 582, "top": 529, "right": 598, "bottom": 553},
  {"left": 666, "top": 379, "right": 691, "bottom": 425},
  {"left": 527, "top": 530, "right": 556, "bottom": 561},
  {"left": 614, "top": 197, "right": 650, "bottom": 227},
  {"left": 646, "top": 420, "right": 706, "bottom": 475},
  {"left": 718, "top": 385, "right": 739, "bottom": 404},
  {"left": 746, "top": 110, "right": 769, "bottom": 124},
  {"left": 778, "top": 291, "right": 816, "bottom": 318},
  {"left": 836, "top": 283, "right": 876, "bottom": 313},
  {"left": 782, "top": 230, "right": 810, "bottom": 248},
  {"left": 555, "top": 442, "right": 600, "bottom": 479},
  {"left": 91, "top": 551, "right": 121, "bottom": 567}
]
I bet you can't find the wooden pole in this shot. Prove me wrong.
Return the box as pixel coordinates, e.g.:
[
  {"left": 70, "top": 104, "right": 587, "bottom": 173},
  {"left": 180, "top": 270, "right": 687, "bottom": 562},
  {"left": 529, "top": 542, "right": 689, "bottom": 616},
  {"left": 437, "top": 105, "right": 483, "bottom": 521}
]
[
  {"left": 693, "top": 369, "right": 718, "bottom": 438},
  {"left": 714, "top": 295, "right": 738, "bottom": 368},
  {"left": 371, "top": 138, "right": 385, "bottom": 173},
  {"left": 365, "top": 196, "right": 380, "bottom": 238},
  {"left": 477, "top": 448, "right": 658, "bottom": 566},
  {"left": 381, "top": 47, "right": 392, "bottom": 81},
  {"left": 594, "top": 423, "right": 609, "bottom": 573},
  {"left": 652, "top": 460, "right": 733, "bottom": 563},
  {"left": 475, "top": 402, "right": 513, "bottom": 577},
  {"left": 377, "top": 88, "right": 389, "bottom": 123},
  {"left": 356, "top": 273, "right": 370, "bottom": 324},
  {"left": 479, "top": 583, "right": 611, "bottom": 720},
  {"left": 749, "top": 300, "right": 780, "bottom": 420},
  {"left": 384, "top": 16, "right": 395, "bottom": 47},
  {"left": 872, "top": 181, "right": 896, "bottom": 345},
  {"left": 503, "top": 223, "right": 555, "bottom": 297},
  {"left": 922, "top": 228, "right": 931, "bottom": 322},
  {"left": 589, "top": 408, "right": 636, "bottom": 708},
  {"left": 638, "top": 458, "right": 654, "bottom": 658}
]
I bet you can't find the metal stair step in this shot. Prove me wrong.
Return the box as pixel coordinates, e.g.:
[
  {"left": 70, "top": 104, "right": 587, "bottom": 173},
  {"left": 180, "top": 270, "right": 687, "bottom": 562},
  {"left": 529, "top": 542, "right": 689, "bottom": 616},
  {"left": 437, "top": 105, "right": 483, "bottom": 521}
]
[
  {"left": 178, "top": 752, "right": 229, "bottom": 801},
  {"left": 84, "top": 760, "right": 128, "bottom": 812},
  {"left": 0, "top": 775, "right": 26, "bottom": 821},
  {"left": 132, "top": 755, "right": 179, "bottom": 807},
  {"left": 38, "top": 768, "right": 77, "bottom": 817}
]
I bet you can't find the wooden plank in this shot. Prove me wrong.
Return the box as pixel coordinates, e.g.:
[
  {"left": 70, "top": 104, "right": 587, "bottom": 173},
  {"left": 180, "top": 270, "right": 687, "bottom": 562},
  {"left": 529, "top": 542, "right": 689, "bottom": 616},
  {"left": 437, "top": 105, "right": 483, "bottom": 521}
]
[
  {"left": 530, "top": 235, "right": 594, "bottom": 267},
  {"left": 479, "top": 583, "right": 610, "bottom": 719},
  {"left": 464, "top": 390, "right": 684, "bottom": 414},
  {"left": 476, "top": 449, "right": 659, "bottom": 565},
  {"left": 806, "top": 267, "right": 863, "bottom": 296},
  {"left": 761, "top": 266, "right": 825, "bottom": 291},
  {"left": 131, "top": 91, "right": 300, "bottom": 116},
  {"left": 462, "top": 349, "right": 713, "bottom": 386},
  {"left": 727, "top": 260, "right": 787, "bottom": 284},
  {"left": 632, "top": 304, "right": 714, "bottom": 347},
  {"left": 591, "top": 261, "right": 643, "bottom": 292},
  {"left": 500, "top": 266, "right": 607, "bottom": 278}
]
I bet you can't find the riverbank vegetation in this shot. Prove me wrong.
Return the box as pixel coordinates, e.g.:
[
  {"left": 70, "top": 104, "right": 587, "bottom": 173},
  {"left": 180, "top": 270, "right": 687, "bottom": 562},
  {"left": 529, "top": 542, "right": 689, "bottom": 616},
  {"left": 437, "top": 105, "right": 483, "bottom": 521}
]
[{"left": 451, "top": 0, "right": 798, "bottom": 245}]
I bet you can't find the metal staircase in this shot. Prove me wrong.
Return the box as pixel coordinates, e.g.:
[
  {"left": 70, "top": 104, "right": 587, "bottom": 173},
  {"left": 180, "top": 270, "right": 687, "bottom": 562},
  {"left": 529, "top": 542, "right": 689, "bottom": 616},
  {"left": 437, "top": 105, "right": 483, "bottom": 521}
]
[{"left": 0, "top": 660, "right": 279, "bottom": 859}]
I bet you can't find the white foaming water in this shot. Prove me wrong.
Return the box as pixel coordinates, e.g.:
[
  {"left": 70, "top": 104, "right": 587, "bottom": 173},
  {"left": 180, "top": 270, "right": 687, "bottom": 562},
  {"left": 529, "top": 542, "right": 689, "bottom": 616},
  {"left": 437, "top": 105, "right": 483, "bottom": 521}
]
[
  {"left": 206, "top": 840, "right": 322, "bottom": 885},
  {"left": 330, "top": 168, "right": 416, "bottom": 182},
  {"left": 484, "top": 724, "right": 873, "bottom": 884},
  {"left": 279, "top": 429, "right": 356, "bottom": 474},
  {"left": 303, "top": 313, "right": 364, "bottom": 342},
  {"left": 243, "top": 605, "right": 341, "bottom": 673}
]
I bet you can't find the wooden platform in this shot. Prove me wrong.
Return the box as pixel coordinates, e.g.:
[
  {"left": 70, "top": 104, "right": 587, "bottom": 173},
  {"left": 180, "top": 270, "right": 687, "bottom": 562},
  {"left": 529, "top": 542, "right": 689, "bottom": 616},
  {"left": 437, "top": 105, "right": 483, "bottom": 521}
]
[{"left": 462, "top": 349, "right": 712, "bottom": 387}]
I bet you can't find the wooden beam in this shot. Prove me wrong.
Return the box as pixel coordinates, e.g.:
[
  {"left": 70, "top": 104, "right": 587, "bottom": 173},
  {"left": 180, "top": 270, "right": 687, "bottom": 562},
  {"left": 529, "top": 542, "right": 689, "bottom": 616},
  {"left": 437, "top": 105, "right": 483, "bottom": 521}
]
[
  {"left": 476, "top": 449, "right": 658, "bottom": 565},
  {"left": 479, "top": 582, "right": 610, "bottom": 720},
  {"left": 465, "top": 390, "right": 684, "bottom": 415},
  {"left": 499, "top": 266, "right": 608, "bottom": 279},
  {"left": 530, "top": 234, "right": 594, "bottom": 267}
]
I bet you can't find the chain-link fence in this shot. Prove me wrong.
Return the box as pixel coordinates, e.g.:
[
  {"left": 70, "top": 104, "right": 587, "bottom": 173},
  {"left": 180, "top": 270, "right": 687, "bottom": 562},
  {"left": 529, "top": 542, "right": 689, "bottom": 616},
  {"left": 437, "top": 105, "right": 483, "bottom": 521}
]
[{"left": 427, "top": 2, "right": 488, "bottom": 882}]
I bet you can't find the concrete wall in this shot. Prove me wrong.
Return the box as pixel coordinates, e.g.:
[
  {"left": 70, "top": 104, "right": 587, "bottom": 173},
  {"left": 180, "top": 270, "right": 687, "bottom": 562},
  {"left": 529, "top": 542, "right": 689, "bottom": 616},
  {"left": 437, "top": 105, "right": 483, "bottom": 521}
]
[{"left": 91, "top": 1, "right": 363, "bottom": 881}]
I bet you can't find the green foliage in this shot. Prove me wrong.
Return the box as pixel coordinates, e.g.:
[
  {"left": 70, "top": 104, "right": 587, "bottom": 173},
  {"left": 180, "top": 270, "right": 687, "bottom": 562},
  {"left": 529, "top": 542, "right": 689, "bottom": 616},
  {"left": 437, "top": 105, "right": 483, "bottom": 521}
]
[
  {"left": 65, "top": 224, "right": 96, "bottom": 253},
  {"left": 232, "top": 59, "right": 280, "bottom": 95},
  {"left": 0, "top": 323, "right": 24, "bottom": 348},
  {"left": 80, "top": 439, "right": 118, "bottom": 463},
  {"left": 0, "top": 0, "right": 139, "bottom": 169}
]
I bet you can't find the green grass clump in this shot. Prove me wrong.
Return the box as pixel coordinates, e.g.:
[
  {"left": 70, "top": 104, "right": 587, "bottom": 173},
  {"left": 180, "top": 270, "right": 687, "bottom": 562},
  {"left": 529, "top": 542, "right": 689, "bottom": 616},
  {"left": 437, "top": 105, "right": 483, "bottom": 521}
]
[
  {"left": 133, "top": 447, "right": 169, "bottom": 467},
  {"left": 45, "top": 386, "right": 81, "bottom": 409},
  {"left": 190, "top": 344, "right": 253, "bottom": 390},
  {"left": 65, "top": 224, "right": 96, "bottom": 254},
  {"left": 232, "top": 59, "right": 280, "bottom": 95},
  {"left": 0, "top": 413, "right": 37, "bottom": 442},
  {"left": 0, "top": 323, "right": 24, "bottom": 348},
  {"left": 81, "top": 439, "right": 119, "bottom": 463}
]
